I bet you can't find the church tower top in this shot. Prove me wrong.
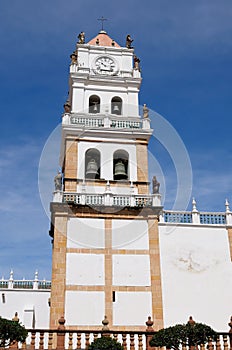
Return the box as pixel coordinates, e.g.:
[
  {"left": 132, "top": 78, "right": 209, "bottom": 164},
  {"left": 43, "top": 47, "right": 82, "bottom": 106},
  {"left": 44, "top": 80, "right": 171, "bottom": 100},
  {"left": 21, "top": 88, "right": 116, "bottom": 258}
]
[{"left": 88, "top": 31, "right": 121, "bottom": 47}]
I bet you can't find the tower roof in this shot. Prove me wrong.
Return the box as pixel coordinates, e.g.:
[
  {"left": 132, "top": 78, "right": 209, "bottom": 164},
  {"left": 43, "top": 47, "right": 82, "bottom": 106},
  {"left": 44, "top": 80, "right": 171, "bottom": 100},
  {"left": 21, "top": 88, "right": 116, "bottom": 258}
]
[{"left": 87, "top": 31, "right": 121, "bottom": 47}]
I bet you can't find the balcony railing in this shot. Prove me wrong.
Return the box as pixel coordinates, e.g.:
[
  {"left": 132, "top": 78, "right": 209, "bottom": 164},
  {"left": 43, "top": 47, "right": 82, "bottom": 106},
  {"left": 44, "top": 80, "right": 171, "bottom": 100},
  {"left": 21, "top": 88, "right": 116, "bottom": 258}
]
[
  {"left": 0, "top": 272, "right": 51, "bottom": 290},
  {"left": 163, "top": 210, "right": 228, "bottom": 225},
  {"left": 62, "top": 113, "right": 151, "bottom": 131},
  {"left": 62, "top": 192, "right": 161, "bottom": 208}
]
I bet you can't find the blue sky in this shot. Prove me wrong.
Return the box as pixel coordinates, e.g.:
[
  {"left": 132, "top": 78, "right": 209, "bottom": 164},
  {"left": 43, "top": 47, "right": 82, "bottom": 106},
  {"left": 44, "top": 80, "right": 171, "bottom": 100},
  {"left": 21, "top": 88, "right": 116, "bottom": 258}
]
[{"left": 0, "top": 0, "right": 232, "bottom": 279}]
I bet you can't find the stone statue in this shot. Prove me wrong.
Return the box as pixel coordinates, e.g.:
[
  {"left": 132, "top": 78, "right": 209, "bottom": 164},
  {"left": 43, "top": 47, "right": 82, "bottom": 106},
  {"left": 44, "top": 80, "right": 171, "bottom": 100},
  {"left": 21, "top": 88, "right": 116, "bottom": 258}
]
[
  {"left": 70, "top": 51, "right": 77, "bottom": 64},
  {"left": 126, "top": 34, "right": 133, "bottom": 49},
  {"left": 152, "top": 176, "right": 160, "bottom": 194},
  {"left": 133, "top": 55, "right": 140, "bottom": 70},
  {"left": 78, "top": 31, "right": 85, "bottom": 44},
  {"left": 143, "top": 103, "right": 149, "bottom": 118},
  {"left": 54, "top": 171, "right": 62, "bottom": 191},
  {"left": 63, "top": 101, "right": 71, "bottom": 113}
]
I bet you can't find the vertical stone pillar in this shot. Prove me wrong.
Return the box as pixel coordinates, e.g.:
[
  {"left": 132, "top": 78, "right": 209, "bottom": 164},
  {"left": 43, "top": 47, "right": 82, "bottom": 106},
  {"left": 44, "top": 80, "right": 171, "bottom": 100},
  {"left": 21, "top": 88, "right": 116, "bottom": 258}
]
[
  {"left": 50, "top": 214, "right": 68, "bottom": 328},
  {"left": 136, "top": 141, "right": 149, "bottom": 194},
  {"left": 104, "top": 219, "right": 113, "bottom": 326},
  {"left": 63, "top": 138, "right": 78, "bottom": 192},
  {"left": 148, "top": 216, "right": 164, "bottom": 330}
]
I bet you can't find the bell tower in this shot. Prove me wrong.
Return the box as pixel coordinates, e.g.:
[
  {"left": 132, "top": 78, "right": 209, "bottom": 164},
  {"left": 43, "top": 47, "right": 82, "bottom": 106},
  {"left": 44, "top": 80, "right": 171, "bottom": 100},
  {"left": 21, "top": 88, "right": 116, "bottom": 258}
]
[{"left": 50, "top": 30, "right": 164, "bottom": 330}]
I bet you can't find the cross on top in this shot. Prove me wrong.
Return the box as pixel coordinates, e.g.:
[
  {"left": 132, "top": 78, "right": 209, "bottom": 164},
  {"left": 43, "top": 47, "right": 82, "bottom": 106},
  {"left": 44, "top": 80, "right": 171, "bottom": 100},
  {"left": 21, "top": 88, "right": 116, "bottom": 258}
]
[{"left": 98, "top": 16, "right": 107, "bottom": 31}]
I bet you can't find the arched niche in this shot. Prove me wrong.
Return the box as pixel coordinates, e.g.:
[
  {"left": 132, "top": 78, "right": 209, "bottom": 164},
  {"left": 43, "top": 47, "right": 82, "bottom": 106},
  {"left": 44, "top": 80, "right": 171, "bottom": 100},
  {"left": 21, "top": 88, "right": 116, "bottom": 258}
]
[
  {"left": 113, "top": 149, "right": 129, "bottom": 180},
  {"left": 89, "top": 95, "right": 100, "bottom": 114},
  {"left": 85, "top": 148, "right": 101, "bottom": 179},
  {"left": 111, "top": 96, "right": 122, "bottom": 115}
]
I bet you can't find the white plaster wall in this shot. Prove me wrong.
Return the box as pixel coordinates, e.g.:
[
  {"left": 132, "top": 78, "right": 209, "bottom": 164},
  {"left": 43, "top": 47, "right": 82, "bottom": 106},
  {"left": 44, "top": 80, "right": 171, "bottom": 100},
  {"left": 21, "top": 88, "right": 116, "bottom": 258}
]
[
  {"left": 113, "top": 292, "right": 152, "bottom": 325},
  {"left": 77, "top": 141, "right": 137, "bottom": 182},
  {"left": 112, "top": 219, "right": 149, "bottom": 249},
  {"left": 67, "top": 218, "right": 105, "bottom": 249},
  {"left": 159, "top": 224, "right": 232, "bottom": 331},
  {"left": 65, "top": 291, "right": 104, "bottom": 326},
  {"left": 0, "top": 290, "right": 50, "bottom": 328},
  {"left": 76, "top": 184, "right": 138, "bottom": 195},
  {"left": 66, "top": 253, "right": 104, "bottom": 285},
  {"left": 112, "top": 255, "right": 151, "bottom": 286}
]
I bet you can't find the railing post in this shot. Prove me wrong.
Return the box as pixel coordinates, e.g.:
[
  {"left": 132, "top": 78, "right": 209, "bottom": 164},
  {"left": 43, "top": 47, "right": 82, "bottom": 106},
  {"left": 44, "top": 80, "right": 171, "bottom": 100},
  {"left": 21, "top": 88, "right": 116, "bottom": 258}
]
[
  {"left": 102, "top": 315, "right": 110, "bottom": 337},
  {"left": 145, "top": 316, "right": 155, "bottom": 350},
  {"left": 9, "top": 313, "right": 20, "bottom": 349},
  {"left": 228, "top": 316, "right": 232, "bottom": 350},
  {"left": 57, "top": 316, "right": 66, "bottom": 350}
]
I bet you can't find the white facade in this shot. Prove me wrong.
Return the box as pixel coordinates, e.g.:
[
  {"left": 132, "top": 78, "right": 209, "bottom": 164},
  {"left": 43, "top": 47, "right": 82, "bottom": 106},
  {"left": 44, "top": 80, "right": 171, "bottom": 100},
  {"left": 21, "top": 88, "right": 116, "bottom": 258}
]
[{"left": 0, "top": 273, "right": 50, "bottom": 328}]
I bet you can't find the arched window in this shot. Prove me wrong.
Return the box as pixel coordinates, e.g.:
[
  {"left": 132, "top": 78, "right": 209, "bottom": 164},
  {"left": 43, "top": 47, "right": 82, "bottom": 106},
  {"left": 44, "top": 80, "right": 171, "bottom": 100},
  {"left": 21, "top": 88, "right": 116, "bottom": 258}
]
[
  {"left": 89, "top": 95, "right": 100, "bottom": 114},
  {"left": 85, "top": 149, "right": 101, "bottom": 179},
  {"left": 113, "top": 150, "right": 129, "bottom": 180},
  {"left": 111, "top": 97, "right": 122, "bottom": 115}
]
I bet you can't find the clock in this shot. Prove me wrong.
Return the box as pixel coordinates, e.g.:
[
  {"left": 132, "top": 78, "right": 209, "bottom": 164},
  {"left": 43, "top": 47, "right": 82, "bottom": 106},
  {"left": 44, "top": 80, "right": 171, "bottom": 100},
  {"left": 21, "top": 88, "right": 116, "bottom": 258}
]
[{"left": 93, "top": 56, "right": 118, "bottom": 76}]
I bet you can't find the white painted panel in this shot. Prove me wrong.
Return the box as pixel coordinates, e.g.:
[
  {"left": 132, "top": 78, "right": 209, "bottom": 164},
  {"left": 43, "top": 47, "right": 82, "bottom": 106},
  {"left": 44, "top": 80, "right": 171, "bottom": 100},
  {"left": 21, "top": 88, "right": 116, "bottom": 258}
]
[
  {"left": 65, "top": 291, "right": 104, "bottom": 326},
  {"left": 113, "top": 292, "right": 152, "bottom": 325},
  {"left": 159, "top": 224, "right": 232, "bottom": 331},
  {"left": 67, "top": 218, "right": 105, "bottom": 249},
  {"left": 113, "top": 255, "right": 150, "bottom": 286},
  {"left": 66, "top": 253, "right": 104, "bottom": 285},
  {"left": 112, "top": 219, "right": 149, "bottom": 249}
]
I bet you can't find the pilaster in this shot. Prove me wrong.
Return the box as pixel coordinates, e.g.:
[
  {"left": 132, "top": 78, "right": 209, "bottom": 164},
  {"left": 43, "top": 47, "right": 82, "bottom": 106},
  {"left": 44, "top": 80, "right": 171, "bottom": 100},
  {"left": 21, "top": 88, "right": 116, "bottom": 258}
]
[
  {"left": 148, "top": 216, "right": 163, "bottom": 330},
  {"left": 49, "top": 214, "right": 68, "bottom": 328}
]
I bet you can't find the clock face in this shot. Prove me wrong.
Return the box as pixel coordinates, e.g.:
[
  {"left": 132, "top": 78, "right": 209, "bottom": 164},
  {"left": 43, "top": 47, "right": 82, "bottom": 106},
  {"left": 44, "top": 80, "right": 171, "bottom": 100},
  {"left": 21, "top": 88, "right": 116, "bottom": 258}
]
[{"left": 94, "top": 56, "right": 118, "bottom": 75}]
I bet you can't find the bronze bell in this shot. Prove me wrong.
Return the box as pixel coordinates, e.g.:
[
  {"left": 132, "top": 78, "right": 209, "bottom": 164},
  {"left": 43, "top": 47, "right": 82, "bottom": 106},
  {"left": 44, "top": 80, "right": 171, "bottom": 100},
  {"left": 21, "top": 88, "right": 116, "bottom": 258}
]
[
  {"left": 114, "top": 160, "right": 127, "bottom": 180},
  {"left": 93, "top": 102, "right": 98, "bottom": 113},
  {"left": 112, "top": 104, "right": 120, "bottom": 115},
  {"left": 86, "top": 159, "right": 99, "bottom": 178}
]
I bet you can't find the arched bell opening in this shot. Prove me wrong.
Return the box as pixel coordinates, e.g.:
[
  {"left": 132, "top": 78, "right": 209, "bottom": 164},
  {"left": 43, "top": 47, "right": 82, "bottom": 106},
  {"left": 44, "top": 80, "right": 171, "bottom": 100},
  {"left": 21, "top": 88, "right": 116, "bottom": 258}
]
[
  {"left": 113, "top": 150, "right": 129, "bottom": 180},
  {"left": 89, "top": 95, "right": 100, "bottom": 114},
  {"left": 85, "top": 149, "right": 101, "bottom": 179},
  {"left": 111, "top": 96, "right": 122, "bottom": 115}
]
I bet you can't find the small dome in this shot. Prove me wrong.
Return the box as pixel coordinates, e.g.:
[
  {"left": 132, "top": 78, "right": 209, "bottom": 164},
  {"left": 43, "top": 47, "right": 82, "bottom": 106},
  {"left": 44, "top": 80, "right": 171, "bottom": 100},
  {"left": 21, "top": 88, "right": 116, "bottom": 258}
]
[{"left": 88, "top": 31, "right": 120, "bottom": 47}]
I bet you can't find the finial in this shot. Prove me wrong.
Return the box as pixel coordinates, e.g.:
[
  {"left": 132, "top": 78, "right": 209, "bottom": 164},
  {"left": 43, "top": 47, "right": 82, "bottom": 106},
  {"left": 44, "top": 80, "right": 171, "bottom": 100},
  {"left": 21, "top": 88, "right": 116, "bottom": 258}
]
[
  {"left": 12, "top": 312, "right": 19, "bottom": 322},
  {"left": 187, "top": 316, "right": 196, "bottom": 325},
  {"left": 192, "top": 198, "right": 198, "bottom": 212},
  {"left": 146, "top": 316, "right": 154, "bottom": 331},
  {"left": 102, "top": 315, "right": 109, "bottom": 330},
  {"left": 9, "top": 270, "right": 13, "bottom": 281},
  {"left": 34, "top": 270, "right": 38, "bottom": 281},
  {"left": 58, "top": 316, "right": 66, "bottom": 330},
  {"left": 98, "top": 16, "right": 107, "bottom": 32},
  {"left": 225, "top": 199, "right": 231, "bottom": 212}
]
